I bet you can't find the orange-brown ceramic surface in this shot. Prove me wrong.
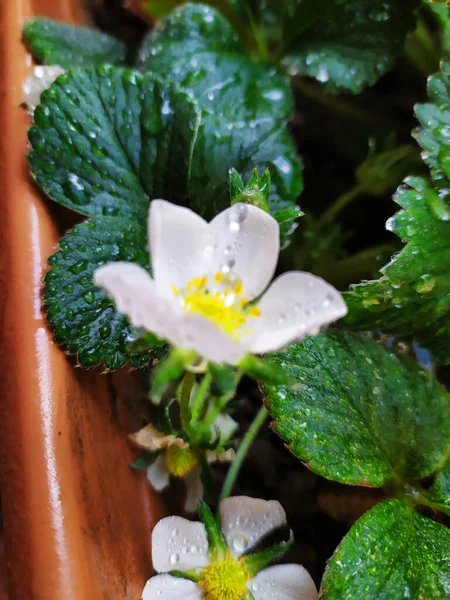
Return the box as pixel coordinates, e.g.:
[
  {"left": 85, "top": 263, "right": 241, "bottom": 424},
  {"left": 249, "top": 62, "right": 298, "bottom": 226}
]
[{"left": 0, "top": 1, "right": 164, "bottom": 598}]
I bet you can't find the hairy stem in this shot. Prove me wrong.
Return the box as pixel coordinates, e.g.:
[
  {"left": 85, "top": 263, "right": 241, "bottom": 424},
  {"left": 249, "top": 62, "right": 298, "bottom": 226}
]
[
  {"left": 405, "top": 19, "right": 440, "bottom": 79},
  {"left": 333, "top": 243, "right": 396, "bottom": 286},
  {"left": 180, "top": 370, "right": 196, "bottom": 431},
  {"left": 317, "top": 184, "right": 364, "bottom": 231},
  {"left": 220, "top": 404, "right": 268, "bottom": 502},
  {"left": 190, "top": 372, "right": 213, "bottom": 424}
]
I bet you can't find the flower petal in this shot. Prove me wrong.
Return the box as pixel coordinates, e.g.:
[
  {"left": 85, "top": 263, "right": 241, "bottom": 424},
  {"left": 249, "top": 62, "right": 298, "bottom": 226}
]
[
  {"left": 94, "top": 262, "right": 181, "bottom": 341},
  {"left": 177, "top": 314, "right": 246, "bottom": 364},
  {"left": 147, "top": 454, "right": 170, "bottom": 492},
  {"left": 142, "top": 575, "right": 203, "bottom": 600},
  {"left": 206, "top": 448, "right": 235, "bottom": 464},
  {"left": 130, "top": 423, "right": 188, "bottom": 452},
  {"left": 23, "top": 65, "right": 65, "bottom": 113},
  {"left": 212, "top": 413, "right": 239, "bottom": 444},
  {"left": 183, "top": 466, "right": 204, "bottom": 513},
  {"left": 208, "top": 204, "right": 279, "bottom": 300},
  {"left": 152, "top": 516, "right": 209, "bottom": 572},
  {"left": 149, "top": 200, "right": 213, "bottom": 295},
  {"left": 247, "top": 565, "right": 318, "bottom": 600},
  {"left": 220, "top": 496, "right": 286, "bottom": 556},
  {"left": 244, "top": 272, "right": 347, "bottom": 354}
]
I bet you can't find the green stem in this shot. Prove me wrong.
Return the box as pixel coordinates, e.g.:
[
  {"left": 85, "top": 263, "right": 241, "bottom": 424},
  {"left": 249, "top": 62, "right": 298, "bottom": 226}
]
[
  {"left": 190, "top": 372, "right": 213, "bottom": 424},
  {"left": 180, "top": 370, "right": 196, "bottom": 431},
  {"left": 405, "top": 19, "right": 440, "bottom": 78},
  {"left": 317, "top": 184, "right": 364, "bottom": 231},
  {"left": 220, "top": 404, "right": 268, "bottom": 502},
  {"left": 292, "top": 77, "right": 393, "bottom": 131},
  {"left": 333, "top": 243, "right": 396, "bottom": 286},
  {"left": 247, "top": 10, "right": 270, "bottom": 62},
  {"left": 199, "top": 395, "right": 231, "bottom": 431}
]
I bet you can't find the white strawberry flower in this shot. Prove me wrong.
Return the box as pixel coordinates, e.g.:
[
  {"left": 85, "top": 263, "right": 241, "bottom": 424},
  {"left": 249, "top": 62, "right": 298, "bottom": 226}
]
[
  {"left": 142, "top": 496, "right": 318, "bottom": 600},
  {"left": 130, "top": 420, "right": 235, "bottom": 513},
  {"left": 95, "top": 200, "right": 347, "bottom": 365},
  {"left": 23, "top": 65, "right": 65, "bottom": 113}
]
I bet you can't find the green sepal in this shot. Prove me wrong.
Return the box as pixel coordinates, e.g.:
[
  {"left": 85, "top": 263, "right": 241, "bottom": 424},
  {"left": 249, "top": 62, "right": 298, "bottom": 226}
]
[
  {"left": 245, "top": 530, "right": 294, "bottom": 576},
  {"left": 272, "top": 208, "right": 303, "bottom": 224},
  {"left": 197, "top": 499, "right": 227, "bottom": 559},
  {"left": 230, "top": 168, "right": 271, "bottom": 213},
  {"left": 126, "top": 331, "right": 164, "bottom": 354},
  {"left": 151, "top": 349, "right": 197, "bottom": 404},
  {"left": 230, "top": 169, "right": 245, "bottom": 202},
  {"left": 239, "top": 354, "right": 288, "bottom": 385},
  {"left": 208, "top": 363, "right": 239, "bottom": 397},
  {"left": 168, "top": 568, "right": 203, "bottom": 582},
  {"left": 155, "top": 401, "right": 176, "bottom": 436},
  {"left": 130, "top": 451, "right": 159, "bottom": 470}
]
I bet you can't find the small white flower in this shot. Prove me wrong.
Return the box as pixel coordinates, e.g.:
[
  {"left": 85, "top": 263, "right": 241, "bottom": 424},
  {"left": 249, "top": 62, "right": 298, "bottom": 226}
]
[
  {"left": 95, "top": 200, "right": 347, "bottom": 365},
  {"left": 130, "top": 422, "right": 235, "bottom": 512},
  {"left": 143, "top": 496, "right": 318, "bottom": 600},
  {"left": 23, "top": 65, "right": 65, "bottom": 113}
]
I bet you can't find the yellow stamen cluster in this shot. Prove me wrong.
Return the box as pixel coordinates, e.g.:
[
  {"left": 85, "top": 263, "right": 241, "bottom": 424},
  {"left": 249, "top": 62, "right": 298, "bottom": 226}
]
[
  {"left": 173, "top": 273, "right": 261, "bottom": 337},
  {"left": 198, "top": 551, "right": 251, "bottom": 600},
  {"left": 165, "top": 445, "right": 198, "bottom": 478}
]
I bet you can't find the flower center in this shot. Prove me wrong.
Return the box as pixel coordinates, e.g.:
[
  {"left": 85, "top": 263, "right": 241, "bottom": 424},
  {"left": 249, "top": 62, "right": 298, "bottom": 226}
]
[
  {"left": 172, "top": 273, "right": 260, "bottom": 337},
  {"left": 165, "top": 445, "right": 198, "bottom": 477},
  {"left": 198, "top": 551, "right": 251, "bottom": 600}
]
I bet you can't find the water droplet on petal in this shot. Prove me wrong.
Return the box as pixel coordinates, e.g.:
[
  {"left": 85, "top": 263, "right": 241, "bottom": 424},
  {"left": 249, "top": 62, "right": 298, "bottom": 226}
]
[
  {"left": 170, "top": 553, "right": 180, "bottom": 565},
  {"left": 232, "top": 534, "right": 248, "bottom": 553},
  {"left": 228, "top": 204, "right": 248, "bottom": 232}
]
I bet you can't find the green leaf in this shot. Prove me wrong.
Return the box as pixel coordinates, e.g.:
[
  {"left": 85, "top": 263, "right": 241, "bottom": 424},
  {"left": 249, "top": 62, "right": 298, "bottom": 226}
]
[
  {"left": 45, "top": 217, "right": 151, "bottom": 369},
  {"left": 345, "top": 60, "right": 450, "bottom": 363},
  {"left": 30, "top": 67, "right": 200, "bottom": 367},
  {"left": 228, "top": 0, "right": 337, "bottom": 47},
  {"left": 262, "top": 331, "right": 450, "bottom": 486},
  {"left": 138, "top": 5, "right": 292, "bottom": 120},
  {"left": 428, "top": 2, "right": 450, "bottom": 55},
  {"left": 29, "top": 67, "right": 199, "bottom": 218},
  {"left": 189, "top": 113, "right": 302, "bottom": 219},
  {"left": 282, "top": 0, "right": 420, "bottom": 93},
  {"left": 321, "top": 499, "right": 450, "bottom": 599},
  {"left": 138, "top": 4, "right": 303, "bottom": 219},
  {"left": 415, "top": 58, "right": 450, "bottom": 182},
  {"left": 344, "top": 176, "right": 450, "bottom": 362},
  {"left": 23, "top": 18, "right": 127, "bottom": 68},
  {"left": 423, "top": 456, "right": 450, "bottom": 517},
  {"left": 344, "top": 62, "right": 450, "bottom": 363}
]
